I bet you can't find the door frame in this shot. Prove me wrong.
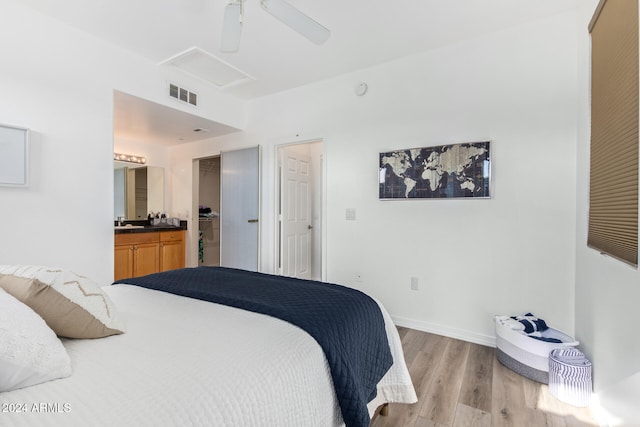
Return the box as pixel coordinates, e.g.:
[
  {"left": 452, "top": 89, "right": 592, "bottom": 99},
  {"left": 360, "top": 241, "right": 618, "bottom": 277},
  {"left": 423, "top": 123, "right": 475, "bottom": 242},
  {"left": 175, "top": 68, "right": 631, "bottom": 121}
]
[{"left": 274, "top": 138, "right": 326, "bottom": 281}]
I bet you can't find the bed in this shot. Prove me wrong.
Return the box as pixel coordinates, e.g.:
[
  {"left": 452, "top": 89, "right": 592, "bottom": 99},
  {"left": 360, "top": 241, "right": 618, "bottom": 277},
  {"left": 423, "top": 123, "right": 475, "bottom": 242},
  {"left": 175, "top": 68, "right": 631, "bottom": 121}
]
[{"left": 0, "top": 265, "right": 416, "bottom": 427}]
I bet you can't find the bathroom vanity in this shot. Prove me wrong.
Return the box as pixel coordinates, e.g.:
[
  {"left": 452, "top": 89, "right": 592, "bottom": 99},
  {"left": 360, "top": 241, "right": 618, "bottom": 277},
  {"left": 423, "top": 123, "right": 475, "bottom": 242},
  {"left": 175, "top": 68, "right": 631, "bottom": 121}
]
[{"left": 114, "top": 223, "right": 187, "bottom": 281}]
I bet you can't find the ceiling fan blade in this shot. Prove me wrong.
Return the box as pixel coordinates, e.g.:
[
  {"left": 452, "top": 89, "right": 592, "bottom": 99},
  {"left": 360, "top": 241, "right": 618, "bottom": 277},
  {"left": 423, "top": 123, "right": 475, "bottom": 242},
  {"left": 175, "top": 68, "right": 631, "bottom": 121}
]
[
  {"left": 260, "top": 0, "right": 330, "bottom": 45},
  {"left": 221, "top": 1, "right": 243, "bottom": 52}
]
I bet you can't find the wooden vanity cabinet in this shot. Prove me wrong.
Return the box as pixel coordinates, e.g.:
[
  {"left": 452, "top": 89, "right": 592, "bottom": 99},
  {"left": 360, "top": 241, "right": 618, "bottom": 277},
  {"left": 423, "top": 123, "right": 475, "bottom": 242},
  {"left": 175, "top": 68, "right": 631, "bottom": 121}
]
[
  {"left": 159, "top": 231, "right": 185, "bottom": 272},
  {"left": 114, "top": 241, "right": 134, "bottom": 280},
  {"left": 114, "top": 230, "right": 185, "bottom": 281}
]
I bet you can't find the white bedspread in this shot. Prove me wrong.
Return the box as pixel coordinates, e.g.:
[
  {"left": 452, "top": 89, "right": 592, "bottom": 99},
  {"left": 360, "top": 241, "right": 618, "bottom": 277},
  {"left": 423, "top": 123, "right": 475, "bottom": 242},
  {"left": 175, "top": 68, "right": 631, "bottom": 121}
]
[{"left": 0, "top": 285, "right": 416, "bottom": 427}]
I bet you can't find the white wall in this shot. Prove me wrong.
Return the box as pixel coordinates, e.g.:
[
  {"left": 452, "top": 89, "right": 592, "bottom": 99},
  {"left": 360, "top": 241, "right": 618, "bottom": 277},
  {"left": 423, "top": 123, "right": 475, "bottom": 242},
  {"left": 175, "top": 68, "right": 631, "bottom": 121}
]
[
  {"left": 0, "top": 1, "right": 244, "bottom": 286},
  {"left": 170, "top": 10, "right": 579, "bottom": 345},
  {"left": 575, "top": 1, "right": 640, "bottom": 424}
]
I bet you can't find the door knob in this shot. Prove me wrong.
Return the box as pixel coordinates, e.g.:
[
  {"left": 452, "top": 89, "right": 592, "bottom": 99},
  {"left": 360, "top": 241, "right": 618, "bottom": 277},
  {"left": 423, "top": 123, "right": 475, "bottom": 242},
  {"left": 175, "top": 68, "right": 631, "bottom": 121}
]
[
  {"left": 248, "top": 219, "right": 259, "bottom": 223},
  {"left": 308, "top": 225, "right": 313, "bottom": 230}
]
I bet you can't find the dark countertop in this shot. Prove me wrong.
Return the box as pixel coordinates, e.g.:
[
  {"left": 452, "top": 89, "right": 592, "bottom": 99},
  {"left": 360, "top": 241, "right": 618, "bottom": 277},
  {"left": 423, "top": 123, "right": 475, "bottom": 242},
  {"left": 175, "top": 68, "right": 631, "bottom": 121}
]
[{"left": 114, "top": 220, "right": 188, "bottom": 234}]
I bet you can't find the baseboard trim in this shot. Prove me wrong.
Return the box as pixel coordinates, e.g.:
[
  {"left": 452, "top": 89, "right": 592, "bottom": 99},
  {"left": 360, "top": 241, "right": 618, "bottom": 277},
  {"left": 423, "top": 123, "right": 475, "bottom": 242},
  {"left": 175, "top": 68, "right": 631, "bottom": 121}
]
[{"left": 392, "top": 316, "right": 496, "bottom": 348}]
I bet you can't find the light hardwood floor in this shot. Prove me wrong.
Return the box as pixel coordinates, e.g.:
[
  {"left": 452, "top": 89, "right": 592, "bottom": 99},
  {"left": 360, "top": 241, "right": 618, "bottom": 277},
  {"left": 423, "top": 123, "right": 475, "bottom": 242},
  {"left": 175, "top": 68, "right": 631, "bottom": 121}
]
[{"left": 372, "top": 327, "right": 599, "bottom": 427}]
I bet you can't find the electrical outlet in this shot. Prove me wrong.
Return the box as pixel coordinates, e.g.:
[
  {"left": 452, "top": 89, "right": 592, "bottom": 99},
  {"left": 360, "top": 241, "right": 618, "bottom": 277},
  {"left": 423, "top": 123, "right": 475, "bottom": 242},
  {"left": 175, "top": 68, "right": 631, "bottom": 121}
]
[
  {"left": 410, "top": 276, "right": 419, "bottom": 291},
  {"left": 355, "top": 272, "right": 363, "bottom": 282}
]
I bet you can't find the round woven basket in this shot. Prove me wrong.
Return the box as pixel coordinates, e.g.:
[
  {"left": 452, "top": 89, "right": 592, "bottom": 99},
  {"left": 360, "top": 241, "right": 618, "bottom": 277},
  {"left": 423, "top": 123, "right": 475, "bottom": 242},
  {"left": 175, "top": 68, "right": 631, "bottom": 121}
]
[{"left": 549, "top": 348, "right": 592, "bottom": 407}]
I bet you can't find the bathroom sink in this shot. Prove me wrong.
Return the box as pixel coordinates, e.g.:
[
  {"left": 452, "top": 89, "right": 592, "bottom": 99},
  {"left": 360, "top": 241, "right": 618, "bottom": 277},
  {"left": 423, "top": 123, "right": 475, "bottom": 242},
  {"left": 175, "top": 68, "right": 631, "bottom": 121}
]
[{"left": 114, "top": 225, "right": 145, "bottom": 230}]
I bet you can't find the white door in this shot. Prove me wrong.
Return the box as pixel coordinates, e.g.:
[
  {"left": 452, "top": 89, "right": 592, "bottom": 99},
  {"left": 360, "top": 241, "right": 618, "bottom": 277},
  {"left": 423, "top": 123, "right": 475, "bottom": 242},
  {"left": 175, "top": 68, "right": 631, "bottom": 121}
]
[
  {"left": 280, "top": 147, "right": 311, "bottom": 279},
  {"left": 220, "top": 146, "right": 260, "bottom": 271}
]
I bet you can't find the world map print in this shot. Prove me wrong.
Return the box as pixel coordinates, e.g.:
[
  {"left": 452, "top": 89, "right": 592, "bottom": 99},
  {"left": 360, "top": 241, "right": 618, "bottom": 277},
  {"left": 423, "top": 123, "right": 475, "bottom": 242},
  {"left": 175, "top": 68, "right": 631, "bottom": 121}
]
[{"left": 379, "top": 141, "right": 490, "bottom": 199}]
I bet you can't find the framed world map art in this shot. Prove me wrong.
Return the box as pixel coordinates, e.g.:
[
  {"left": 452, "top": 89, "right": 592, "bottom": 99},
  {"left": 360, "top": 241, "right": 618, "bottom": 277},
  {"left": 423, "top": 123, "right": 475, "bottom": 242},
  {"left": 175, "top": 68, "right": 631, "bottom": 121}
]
[{"left": 379, "top": 141, "right": 491, "bottom": 199}]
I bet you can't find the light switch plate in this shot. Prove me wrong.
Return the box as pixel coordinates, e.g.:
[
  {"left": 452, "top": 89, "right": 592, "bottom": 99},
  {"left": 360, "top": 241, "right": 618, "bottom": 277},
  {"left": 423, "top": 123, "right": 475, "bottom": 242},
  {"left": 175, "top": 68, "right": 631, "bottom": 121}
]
[{"left": 345, "top": 208, "right": 356, "bottom": 221}]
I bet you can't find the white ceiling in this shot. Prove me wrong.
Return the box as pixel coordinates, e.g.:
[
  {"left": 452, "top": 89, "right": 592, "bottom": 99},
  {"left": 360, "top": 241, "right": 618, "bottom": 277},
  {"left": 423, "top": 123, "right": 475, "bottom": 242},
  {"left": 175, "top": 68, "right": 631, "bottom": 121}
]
[{"left": 21, "top": 0, "right": 578, "bottom": 144}]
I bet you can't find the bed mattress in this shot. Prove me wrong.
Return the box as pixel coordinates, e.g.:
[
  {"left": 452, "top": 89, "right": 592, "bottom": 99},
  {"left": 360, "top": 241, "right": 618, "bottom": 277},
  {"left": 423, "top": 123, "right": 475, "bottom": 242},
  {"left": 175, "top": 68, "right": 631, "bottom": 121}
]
[{"left": 0, "top": 284, "right": 416, "bottom": 426}]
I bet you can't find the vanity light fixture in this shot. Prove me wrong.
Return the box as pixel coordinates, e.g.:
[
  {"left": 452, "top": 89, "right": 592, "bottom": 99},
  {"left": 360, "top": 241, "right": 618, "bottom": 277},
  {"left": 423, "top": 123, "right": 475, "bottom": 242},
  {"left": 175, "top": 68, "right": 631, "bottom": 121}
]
[{"left": 114, "top": 153, "right": 147, "bottom": 164}]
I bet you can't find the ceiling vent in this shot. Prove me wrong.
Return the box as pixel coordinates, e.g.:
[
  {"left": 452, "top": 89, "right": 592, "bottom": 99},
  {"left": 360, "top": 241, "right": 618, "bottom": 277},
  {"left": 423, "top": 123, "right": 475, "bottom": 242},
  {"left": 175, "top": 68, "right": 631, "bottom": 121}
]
[{"left": 169, "top": 83, "right": 197, "bottom": 106}]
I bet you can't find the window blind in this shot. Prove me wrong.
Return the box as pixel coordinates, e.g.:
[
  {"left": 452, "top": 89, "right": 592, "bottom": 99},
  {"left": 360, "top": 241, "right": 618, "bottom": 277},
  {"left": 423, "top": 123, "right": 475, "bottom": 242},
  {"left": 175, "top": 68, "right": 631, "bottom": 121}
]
[{"left": 588, "top": 0, "right": 639, "bottom": 266}]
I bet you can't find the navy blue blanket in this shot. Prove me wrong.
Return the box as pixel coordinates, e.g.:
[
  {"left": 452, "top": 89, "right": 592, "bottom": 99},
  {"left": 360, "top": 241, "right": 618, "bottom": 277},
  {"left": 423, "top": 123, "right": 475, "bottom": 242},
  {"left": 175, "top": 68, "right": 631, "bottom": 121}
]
[{"left": 114, "top": 267, "right": 393, "bottom": 427}]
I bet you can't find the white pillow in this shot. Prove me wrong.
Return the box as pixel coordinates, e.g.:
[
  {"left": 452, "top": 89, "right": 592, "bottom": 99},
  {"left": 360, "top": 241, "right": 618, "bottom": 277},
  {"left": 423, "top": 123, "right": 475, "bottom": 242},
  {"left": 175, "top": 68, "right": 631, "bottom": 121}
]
[
  {"left": 0, "top": 287, "right": 72, "bottom": 392},
  {"left": 0, "top": 265, "right": 126, "bottom": 338}
]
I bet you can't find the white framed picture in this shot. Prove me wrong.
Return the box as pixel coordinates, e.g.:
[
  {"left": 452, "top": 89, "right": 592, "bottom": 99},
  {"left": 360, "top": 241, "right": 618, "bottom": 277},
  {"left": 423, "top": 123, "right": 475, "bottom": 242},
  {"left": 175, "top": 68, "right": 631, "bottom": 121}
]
[{"left": 0, "top": 124, "right": 29, "bottom": 187}]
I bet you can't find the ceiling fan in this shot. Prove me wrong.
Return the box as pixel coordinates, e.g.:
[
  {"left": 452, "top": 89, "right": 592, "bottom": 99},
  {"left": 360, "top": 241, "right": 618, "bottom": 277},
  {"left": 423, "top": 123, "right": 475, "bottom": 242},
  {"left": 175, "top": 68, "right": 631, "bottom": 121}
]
[{"left": 221, "top": 0, "right": 330, "bottom": 52}]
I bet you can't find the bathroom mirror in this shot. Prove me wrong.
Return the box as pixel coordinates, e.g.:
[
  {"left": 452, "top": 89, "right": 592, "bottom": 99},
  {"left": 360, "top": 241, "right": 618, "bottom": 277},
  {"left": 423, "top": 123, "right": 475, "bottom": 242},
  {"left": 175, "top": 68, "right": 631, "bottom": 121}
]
[{"left": 114, "top": 163, "right": 164, "bottom": 220}]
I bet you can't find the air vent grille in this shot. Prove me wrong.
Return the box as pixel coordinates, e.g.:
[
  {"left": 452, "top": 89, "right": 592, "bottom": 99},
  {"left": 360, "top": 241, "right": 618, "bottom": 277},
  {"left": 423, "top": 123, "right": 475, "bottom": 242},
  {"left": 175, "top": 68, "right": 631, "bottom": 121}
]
[{"left": 169, "top": 83, "right": 197, "bottom": 106}]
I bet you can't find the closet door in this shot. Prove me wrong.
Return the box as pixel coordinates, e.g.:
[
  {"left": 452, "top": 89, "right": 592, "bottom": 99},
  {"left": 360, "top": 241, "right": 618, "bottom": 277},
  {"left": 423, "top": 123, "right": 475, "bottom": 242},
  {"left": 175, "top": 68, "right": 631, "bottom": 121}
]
[
  {"left": 279, "top": 146, "right": 311, "bottom": 279},
  {"left": 220, "top": 146, "right": 260, "bottom": 271}
]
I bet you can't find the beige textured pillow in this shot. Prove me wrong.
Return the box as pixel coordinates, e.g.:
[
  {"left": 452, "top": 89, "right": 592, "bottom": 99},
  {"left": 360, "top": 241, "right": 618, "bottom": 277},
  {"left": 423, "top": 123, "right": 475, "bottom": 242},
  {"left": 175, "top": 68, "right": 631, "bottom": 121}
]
[{"left": 0, "top": 265, "right": 125, "bottom": 339}]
